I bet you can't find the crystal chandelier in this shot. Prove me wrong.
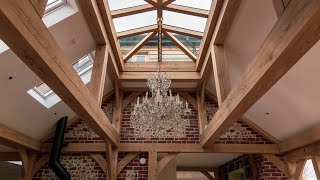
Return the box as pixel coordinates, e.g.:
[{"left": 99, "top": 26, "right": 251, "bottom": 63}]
[{"left": 130, "top": 73, "right": 192, "bottom": 138}]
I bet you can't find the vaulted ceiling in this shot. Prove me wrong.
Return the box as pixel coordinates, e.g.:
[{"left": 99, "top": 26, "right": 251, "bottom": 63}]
[{"left": 0, "top": 0, "right": 320, "bottom": 172}]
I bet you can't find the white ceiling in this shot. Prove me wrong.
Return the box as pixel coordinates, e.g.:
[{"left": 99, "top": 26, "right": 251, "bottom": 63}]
[{"left": 222, "top": 0, "right": 320, "bottom": 141}]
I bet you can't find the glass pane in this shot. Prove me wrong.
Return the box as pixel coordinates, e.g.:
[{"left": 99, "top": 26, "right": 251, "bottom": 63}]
[
  {"left": 173, "top": 0, "right": 212, "bottom": 10},
  {"left": 135, "top": 33, "right": 159, "bottom": 62},
  {"left": 108, "top": 0, "right": 147, "bottom": 10},
  {"left": 163, "top": 11, "right": 207, "bottom": 32},
  {"left": 72, "top": 55, "right": 93, "bottom": 74},
  {"left": 36, "top": 83, "right": 52, "bottom": 95},
  {"left": 136, "top": 56, "right": 146, "bottom": 62},
  {"left": 120, "top": 34, "right": 148, "bottom": 55},
  {"left": 128, "top": 33, "right": 193, "bottom": 62},
  {"left": 34, "top": 53, "right": 94, "bottom": 98},
  {"left": 47, "top": 0, "right": 59, "bottom": 6},
  {"left": 172, "top": 33, "right": 201, "bottom": 56},
  {"left": 113, "top": 11, "right": 157, "bottom": 32},
  {"left": 46, "top": 0, "right": 65, "bottom": 11},
  {"left": 303, "top": 159, "right": 317, "bottom": 180},
  {"left": 162, "top": 33, "right": 193, "bottom": 61}
]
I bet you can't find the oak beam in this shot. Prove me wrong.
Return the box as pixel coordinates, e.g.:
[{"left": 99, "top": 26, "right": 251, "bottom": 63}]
[
  {"left": 76, "top": 0, "right": 106, "bottom": 44},
  {"left": 311, "top": 155, "right": 320, "bottom": 179},
  {"left": 212, "top": 0, "right": 242, "bottom": 45},
  {"left": 96, "top": 0, "right": 124, "bottom": 71},
  {"left": 157, "top": 153, "right": 178, "bottom": 175},
  {"left": 148, "top": 150, "right": 157, "bottom": 180},
  {"left": 111, "top": 4, "right": 156, "bottom": 18},
  {"left": 113, "top": 83, "right": 123, "bottom": 133},
  {"left": 42, "top": 143, "right": 279, "bottom": 153},
  {"left": 124, "top": 31, "right": 157, "bottom": 62},
  {"left": 279, "top": 126, "right": 320, "bottom": 152},
  {"left": 177, "top": 167, "right": 216, "bottom": 172},
  {"left": 77, "top": 0, "right": 120, "bottom": 76},
  {"left": 285, "top": 142, "right": 320, "bottom": 162},
  {"left": 294, "top": 158, "right": 307, "bottom": 180},
  {"left": 106, "top": 140, "right": 117, "bottom": 180},
  {"left": 201, "top": 171, "right": 215, "bottom": 180},
  {"left": 41, "top": 89, "right": 114, "bottom": 143},
  {"left": 197, "top": 0, "right": 241, "bottom": 71},
  {"left": 273, "top": 0, "right": 285, "bottom": 17},
  {"left": 32, "top": 154, "right": 50, "bottom": 176},
  {"left": 18, "top": 148, "right": 37, "bottom": 180},
  {"left": 262, "top": 154, "right": 290, "bottom": 177},
  {"left": 89, "top": 45, "right": 109, "bottom": 106},
  {"left": 117, "top": 152, "right": 140, "bottom": 175},
  {"left": 89, "top": 153, "right": 108, "bottom": 175},
  {"left": 201, "top": 0, "right": 320, "bottom": 147},
  {"left": 145, "top": 0, "right": 158, "bottom": 7},
  {"left": 123, "top": 62, "right": 196, "bottom": 72},
  {"left": 211, "top": 45, "right": 231, "bottom": 106},
  {"left": 0, "top": 0, "right": 119, "bottom": 146},
  {"left": 162, "top": 25, "right": 203, "bottom": 39},
  {"left": 119, "top": 72, "right": 201, "bottom": 82},
  {"left": 162, "top": 0, "right": 175, "bottom": 7},
  {"left": 117, "top": 25, "right": 158, "bottom": 39},
  {"left": 164, "top": 4, "right": 209, "bottom": 18},
  {"left": 30, "top": 0, "right": 48, "bottom": 18},
  {"left": 197, "top": 81, "right": 208, "bottom": 135},
  {"left": 163, "top": 31, "right": 197, "bottom": 61},
  {"left": 0, "top": 123, "right": 41, "bottom": 151},
  {"left": 195, "top": 0, "right": 223, "bottom": 70}
]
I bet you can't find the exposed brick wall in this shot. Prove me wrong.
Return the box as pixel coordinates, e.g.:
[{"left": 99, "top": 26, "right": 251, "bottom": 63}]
[
  {"left": 255, "top": 154, "right": 288, "bottom": 180},
  {"left": 32, "top": 153, "right": 106, "bottom": 180},
  {"left": 205, "top": 96, "right": 273, "bottom": 144},
  {"left": 214, "top": 121, "right": 273, "bottom": 144},
  {"left": 120, "top": 98, "right": 200, "bottom": 144},
  {"left": 117, "top": 152, "right": 148, "bottom": 180}
]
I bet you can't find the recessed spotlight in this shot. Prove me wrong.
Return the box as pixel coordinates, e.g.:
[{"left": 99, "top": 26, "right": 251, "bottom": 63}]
[{"left": 8, "top": 76, "right": 13, "bottom": 80}]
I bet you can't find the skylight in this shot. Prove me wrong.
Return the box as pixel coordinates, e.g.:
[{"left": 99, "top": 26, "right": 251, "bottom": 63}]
[
  {"left": 28, "top": 53, "right": 94, "bottom": 108},
  {"left": 45, "top": 0, "right": 67, "bottom": 14},
  {"left": 33, "top": 54, "right": 93, "bottom": 99},
  {"left": 113, "top": 11, "right": 156, "bottom": 32},
  {"left": 110, "top": 0, "right": 210, "bottom": 63},
  {"left": 163, "top": 11, "right": 207, "bottom": 32}
]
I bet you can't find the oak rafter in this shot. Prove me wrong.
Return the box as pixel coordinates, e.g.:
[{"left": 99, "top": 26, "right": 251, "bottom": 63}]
[
  {"left": 0, "top": 0, "right": 119, "bottom": 146},
  {"left": 111, "top": 4, "right": 156, "bottom": 18},
  {"left": 201, "top": 0, "right": 320, "bottom": 147}
]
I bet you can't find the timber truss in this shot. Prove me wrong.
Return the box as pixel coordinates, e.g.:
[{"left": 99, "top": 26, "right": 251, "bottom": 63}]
[{"left": 1, "top": 0, "right": 320, "bottom": 179}]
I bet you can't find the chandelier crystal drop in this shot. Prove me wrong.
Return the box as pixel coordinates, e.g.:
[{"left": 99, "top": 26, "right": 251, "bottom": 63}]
[{"left": 130, "top": 73, "right": 192, "bottom": 138}]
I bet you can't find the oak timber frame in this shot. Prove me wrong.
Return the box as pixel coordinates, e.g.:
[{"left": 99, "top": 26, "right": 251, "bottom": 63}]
[{"left": 0, "top": 0, "right": 320, "bottom": 179}]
